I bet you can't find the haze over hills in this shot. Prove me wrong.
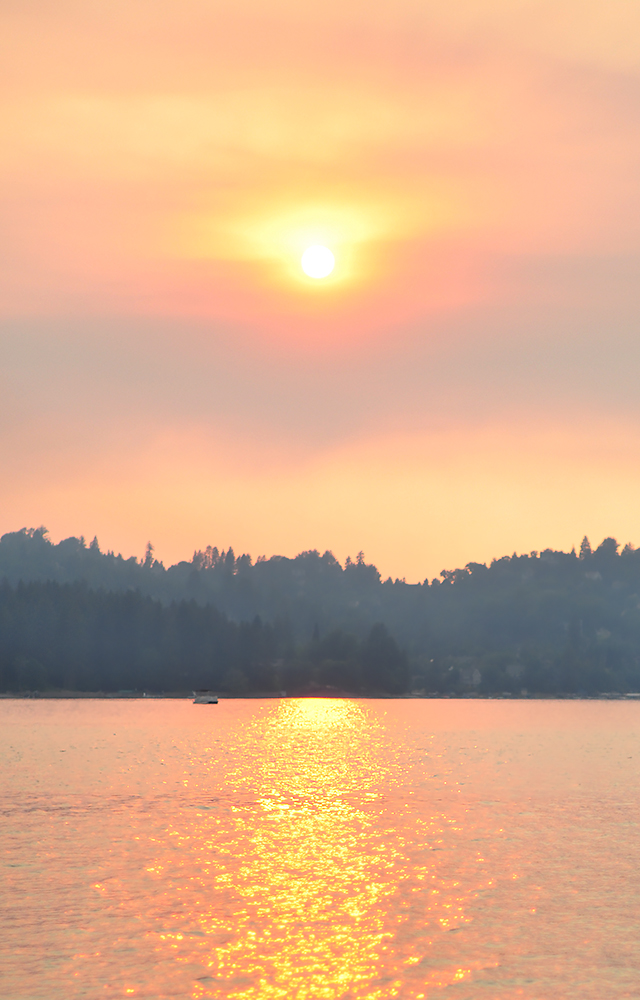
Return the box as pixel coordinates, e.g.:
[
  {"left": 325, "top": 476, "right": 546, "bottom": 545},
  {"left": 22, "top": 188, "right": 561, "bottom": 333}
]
[{"left": 2, "top": 527, "right": 640, "bottom": 695}]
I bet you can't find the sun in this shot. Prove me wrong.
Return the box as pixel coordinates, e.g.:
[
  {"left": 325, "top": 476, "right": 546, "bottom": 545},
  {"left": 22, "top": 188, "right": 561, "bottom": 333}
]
[{"left": 301, "top": 245, "right": 335, "bottom": 279}]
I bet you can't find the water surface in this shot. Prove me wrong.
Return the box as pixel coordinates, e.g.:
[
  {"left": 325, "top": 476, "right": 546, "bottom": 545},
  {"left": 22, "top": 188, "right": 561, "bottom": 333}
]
[{"left": 1, "top": 698, "right": 639, "bottom": 999}]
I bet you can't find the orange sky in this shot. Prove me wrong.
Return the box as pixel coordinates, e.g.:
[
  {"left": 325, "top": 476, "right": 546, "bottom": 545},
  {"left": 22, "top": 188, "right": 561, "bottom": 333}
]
[{"left": 2, "top": 0, "right": 640, "bottom": 579}]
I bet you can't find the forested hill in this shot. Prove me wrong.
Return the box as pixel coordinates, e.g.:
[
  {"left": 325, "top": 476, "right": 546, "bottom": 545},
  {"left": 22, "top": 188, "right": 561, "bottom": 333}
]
[
  {"left": 0, "top": 581, "right": 407, "bottom": 696},
  {"left": 4, "top": 528, "right": 640, "bottom": 694}
]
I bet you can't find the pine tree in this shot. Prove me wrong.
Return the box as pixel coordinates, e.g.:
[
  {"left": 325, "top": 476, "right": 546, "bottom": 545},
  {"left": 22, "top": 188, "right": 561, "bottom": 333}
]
[{"left": 579, "top": 536, "right": 592, "bottom": 559}]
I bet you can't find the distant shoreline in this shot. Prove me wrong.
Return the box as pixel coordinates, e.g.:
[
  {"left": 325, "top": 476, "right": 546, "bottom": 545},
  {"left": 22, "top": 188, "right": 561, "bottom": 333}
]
[{"left": 2, "top": 691, "right": 640, "bottom": 701}]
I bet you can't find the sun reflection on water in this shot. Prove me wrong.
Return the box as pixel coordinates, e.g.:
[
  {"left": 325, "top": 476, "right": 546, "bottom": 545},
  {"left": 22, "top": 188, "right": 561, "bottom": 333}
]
[
  {"left": 193, "top": 699, "right": 396, "bottom": 999},
  {"left": 134, "top": 699, "right": 493, "bottom": 999}
]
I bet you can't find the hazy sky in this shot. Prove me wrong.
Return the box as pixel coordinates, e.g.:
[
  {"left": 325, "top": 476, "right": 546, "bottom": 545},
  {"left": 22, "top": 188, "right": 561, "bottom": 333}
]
[{"left": 2, "top": 0, "right": 640, "bottom": 579}]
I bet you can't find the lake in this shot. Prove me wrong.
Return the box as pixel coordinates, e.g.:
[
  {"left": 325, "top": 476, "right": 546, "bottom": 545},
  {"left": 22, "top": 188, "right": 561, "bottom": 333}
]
[{"left": 1, "top": 698, "right": 639, "bottom": 999}]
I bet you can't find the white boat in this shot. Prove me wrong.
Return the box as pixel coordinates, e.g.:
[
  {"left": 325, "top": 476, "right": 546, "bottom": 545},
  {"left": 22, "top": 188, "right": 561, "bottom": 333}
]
[{"left": 193, "top": 691, "right": 218, "bottom": 704}]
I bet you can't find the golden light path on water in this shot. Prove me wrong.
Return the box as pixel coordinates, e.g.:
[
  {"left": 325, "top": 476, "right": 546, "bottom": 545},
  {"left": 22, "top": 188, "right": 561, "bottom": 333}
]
[
  {"left": 173, "top": 699, "right": 487, "bottom": 999},
  {"left": 2, "top": 698, "right": 640, "bottom": 999}
]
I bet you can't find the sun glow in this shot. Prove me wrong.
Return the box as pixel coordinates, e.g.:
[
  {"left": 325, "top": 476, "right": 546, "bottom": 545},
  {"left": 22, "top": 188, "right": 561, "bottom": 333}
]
[
  {"left": 301, "top": 245, "right": 335, "bottom": 279},
  {"left": 179, "top": 199, "right": 396, "bottom": 288}
]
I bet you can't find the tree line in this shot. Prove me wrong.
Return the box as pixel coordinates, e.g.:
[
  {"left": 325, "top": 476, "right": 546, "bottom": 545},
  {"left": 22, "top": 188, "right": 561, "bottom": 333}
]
[{"left": 3, "top": 527, "right": 640, "bottom": 694}]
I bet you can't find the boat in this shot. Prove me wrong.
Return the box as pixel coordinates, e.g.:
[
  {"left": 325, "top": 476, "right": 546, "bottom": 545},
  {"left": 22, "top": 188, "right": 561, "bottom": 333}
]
[{"left": 193, "top": 690, "right": 218, "bottom": 704}]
